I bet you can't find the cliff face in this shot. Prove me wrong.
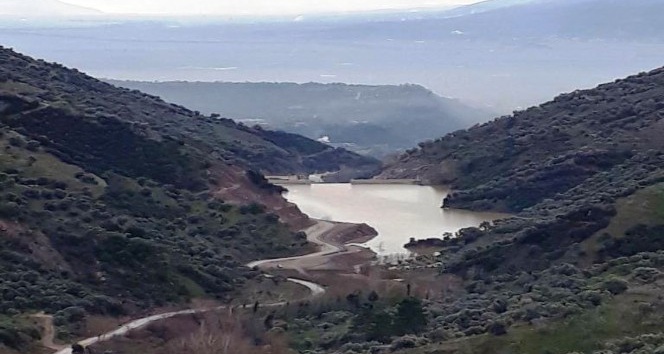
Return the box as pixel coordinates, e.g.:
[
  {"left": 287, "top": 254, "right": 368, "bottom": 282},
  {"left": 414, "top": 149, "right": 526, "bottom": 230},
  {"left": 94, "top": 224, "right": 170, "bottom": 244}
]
[{"left": 379, "top": 67, "right": 664, "bottom": 212}]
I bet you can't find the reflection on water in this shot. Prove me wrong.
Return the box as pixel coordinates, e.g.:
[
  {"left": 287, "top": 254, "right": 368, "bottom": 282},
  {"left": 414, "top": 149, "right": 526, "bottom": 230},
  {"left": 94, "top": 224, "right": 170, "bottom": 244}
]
[{"left": 283, "top": 184, "right": 508, "bottom": 255}]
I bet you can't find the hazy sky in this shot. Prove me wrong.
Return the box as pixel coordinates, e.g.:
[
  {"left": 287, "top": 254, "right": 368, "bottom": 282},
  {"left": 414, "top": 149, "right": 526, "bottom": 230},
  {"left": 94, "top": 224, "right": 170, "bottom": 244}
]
[{"left": 61, "top": 0, "right": 481, "bottom": 16}]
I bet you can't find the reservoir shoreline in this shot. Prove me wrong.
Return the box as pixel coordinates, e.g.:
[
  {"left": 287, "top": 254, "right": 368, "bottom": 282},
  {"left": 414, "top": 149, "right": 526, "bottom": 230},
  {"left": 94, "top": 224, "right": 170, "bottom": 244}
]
[
  {"left": 267, "top": 175, "right": 421, "bottom": 185},
  {"left": 277, "top": 183, "right": 507, "bottom": 255}
]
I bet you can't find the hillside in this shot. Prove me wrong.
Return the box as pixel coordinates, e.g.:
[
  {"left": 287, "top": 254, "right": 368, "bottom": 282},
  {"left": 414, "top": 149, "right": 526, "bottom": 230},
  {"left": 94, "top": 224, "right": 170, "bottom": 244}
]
[
  {"left": 370, "top": 67, "right": 664, "bottom": 353},
  {"left": 0, "top": 46, "right": 374, "bottom": 352},
  {"left": 0, "top": 49, "right": 379, "bottom": 179},
  {"left": 251, "top": 69, "right": 664, "bottom": 354},
  {"left": 380, "top": 66, "right": 664, "bottom": 212},
  {"left": 106, "top": 80, "right": 490, "bottom": 157}
]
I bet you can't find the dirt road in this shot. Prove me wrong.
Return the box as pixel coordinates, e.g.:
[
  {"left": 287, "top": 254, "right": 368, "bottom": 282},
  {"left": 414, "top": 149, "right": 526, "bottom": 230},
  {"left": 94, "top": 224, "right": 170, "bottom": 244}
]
[
  {"left": 52, "top": 219, "right": 351, "bottom": 354},
  {"left": 32, "top": 313, "right": 64, "bottom": 351},
  {"left": 247, "top": 220, "right": 341, "bottom": 271}
]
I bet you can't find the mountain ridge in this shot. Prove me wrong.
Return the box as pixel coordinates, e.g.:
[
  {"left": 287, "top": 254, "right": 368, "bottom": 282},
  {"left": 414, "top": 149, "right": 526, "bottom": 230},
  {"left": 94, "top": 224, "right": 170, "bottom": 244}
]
[{"left": 107, "top": 80, "right": 491, "bottom": 157}]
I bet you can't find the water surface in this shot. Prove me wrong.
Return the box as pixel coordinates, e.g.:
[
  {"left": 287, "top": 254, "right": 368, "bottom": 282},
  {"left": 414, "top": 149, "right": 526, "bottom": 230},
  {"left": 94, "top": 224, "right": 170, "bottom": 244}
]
[{"left": 283, "top": 183, "right": 507, "bottom": 255}]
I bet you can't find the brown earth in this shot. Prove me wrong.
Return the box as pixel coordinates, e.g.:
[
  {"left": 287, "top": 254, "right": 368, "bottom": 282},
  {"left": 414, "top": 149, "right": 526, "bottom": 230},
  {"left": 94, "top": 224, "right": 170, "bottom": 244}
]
[{"left": 211, "top": 166, "right": 312, "bottom": 230}]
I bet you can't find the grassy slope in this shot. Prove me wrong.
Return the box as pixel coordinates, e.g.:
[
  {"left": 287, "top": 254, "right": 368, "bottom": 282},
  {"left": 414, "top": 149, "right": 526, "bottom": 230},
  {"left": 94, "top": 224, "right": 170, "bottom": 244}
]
[
  {"left": 580, "top": 183, "right": 664, "bottom": 264},
  {"left": 407, "top": 282, "right": 663, "bottom": 354}
]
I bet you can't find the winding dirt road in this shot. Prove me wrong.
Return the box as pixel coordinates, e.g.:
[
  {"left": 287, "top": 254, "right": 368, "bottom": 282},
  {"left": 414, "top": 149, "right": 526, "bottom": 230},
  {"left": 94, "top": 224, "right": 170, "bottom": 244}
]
[
  {"left": 52, "top": 220, "right": 339, "bottom": 354},
  {"left": 248, "top": 221, "right": 342, "bottom": 271},
  {"left": 52, "top": 277, "right": 323, "bottom": 354}
]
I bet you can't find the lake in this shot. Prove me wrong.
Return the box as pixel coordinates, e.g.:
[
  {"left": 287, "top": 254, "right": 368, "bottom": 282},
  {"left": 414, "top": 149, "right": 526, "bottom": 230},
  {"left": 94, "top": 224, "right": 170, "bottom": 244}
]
[{"left": 282, "top": 183, "right": 508, "bottom": 255}]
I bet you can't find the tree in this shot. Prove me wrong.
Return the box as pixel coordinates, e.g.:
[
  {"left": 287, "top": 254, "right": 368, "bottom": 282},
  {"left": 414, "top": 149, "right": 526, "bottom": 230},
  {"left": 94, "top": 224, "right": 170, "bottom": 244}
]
[
  {"left": 264, "top": 312, "right": 275, "bottom": 329},
  {"left": 601, "top": 277, "right": 628, "bottom": 295},
  {"left": 367, "top": 311, "right": 394, "bottom": 342},
  {"left": 71, "top": 344, "right": 86, "bottom": 354},
  {"left": 368, "top": 290, "right": 379, "bottom": 303},
  {"left": 394, "top": 297, "right": 427, "bottom": 335},
  {"left": 346, "top": 291, "right": 361, "bottom": 308},
  {"left": 487, "top": 321, "right": 507, "bottom": 336}
]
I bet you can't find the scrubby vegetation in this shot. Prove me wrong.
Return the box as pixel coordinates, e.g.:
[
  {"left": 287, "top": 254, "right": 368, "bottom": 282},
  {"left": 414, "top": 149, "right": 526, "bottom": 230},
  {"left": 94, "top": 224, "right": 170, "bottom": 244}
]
[
  {"left": 273, "top": 68, "right": 664, "bottom": 353},
  {"left": 0, "top": 47, "right": 380, "bottom": 180},
  {"left": 380, "top": 67, "right": 664, "bottom": 213},
  {"left": 0, "top": 46, "right": 379, "bottom": 350},
  {"left": 229, "top": 251, "right": 655, "bottom": 354},
  {"left": 0, "top": 113, "right": 306, "bottom": 348},
  {"left": 1, "top": 45, "right": 663, "bottom": 354},
  {"left": 0, "top": 316, "right": 40, "bottom": 351}
]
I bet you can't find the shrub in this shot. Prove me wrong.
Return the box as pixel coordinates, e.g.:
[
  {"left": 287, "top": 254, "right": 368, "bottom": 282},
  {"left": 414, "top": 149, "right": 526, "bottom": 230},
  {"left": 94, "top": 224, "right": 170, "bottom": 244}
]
[
  {"left": 8, "top": 136, "right": 24, "bottom": 147},
  {"left": 0, "top": 202, "right": 20, "bottom": 217},
  {"left": 25, "top": 140, "right": 40, "bottom": 151},
  {"left": 54, "top": 306, "right": 86, "bottom": 325},
  {"left": 487, "top": 321, "right": 507, "bottom": 336},
  {"left": 600, "top": 277, "right": 628, "bottom": 295},
  {"left": 390, "top": 335, "right": 428, "bottom": 351},
  {"left": 239, "top": 203, "right": 266, "bottom": 215},
  {"left": 631, "top": 267, "right": 661, "bottom": 283},
  {"left": 492, "top": 298, "right": 508, "bottom": 313}
]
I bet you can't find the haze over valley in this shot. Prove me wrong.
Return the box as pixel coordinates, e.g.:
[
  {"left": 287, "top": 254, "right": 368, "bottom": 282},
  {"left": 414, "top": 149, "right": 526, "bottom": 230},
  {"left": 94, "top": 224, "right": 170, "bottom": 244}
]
[
  {"left": 1, "top": 0, "right": 663, "bottom": 113},
  {"left": 107, "top": 80, "right": 491, "bottom": 156}
]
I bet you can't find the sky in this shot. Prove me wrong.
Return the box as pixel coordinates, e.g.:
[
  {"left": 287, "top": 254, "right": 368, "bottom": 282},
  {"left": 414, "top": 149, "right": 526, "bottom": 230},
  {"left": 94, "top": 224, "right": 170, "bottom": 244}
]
[{"left": 60, "top": 0, "right": 482, "bottom": 16}]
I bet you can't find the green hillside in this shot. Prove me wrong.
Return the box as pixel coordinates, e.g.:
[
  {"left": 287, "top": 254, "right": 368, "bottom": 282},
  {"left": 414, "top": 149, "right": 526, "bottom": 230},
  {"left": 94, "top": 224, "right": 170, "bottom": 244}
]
[
  {"left": 0, "top": 46, "right": 373, "bottom": 351},
  {"left": 276, "top": 67, "right": 664, "bottom": 354}
]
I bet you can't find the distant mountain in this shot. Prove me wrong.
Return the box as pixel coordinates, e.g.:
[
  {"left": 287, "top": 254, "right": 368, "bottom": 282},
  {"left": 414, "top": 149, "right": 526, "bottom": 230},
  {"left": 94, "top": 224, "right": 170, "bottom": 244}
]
[
  {"left": 2, "top": 0, "right": 661, "bottom": 113},
  {"left": 440, "top": 0, "right": 539, "bottom": 17},
  {"left": 107, "top": 80, "right": 491, "bottom": 157},
  {"left": 0, "top": 0, "right": 102, "bottom": 17},
  {"left": 433, "top": 0, "right": 664, "bottom": 40}
]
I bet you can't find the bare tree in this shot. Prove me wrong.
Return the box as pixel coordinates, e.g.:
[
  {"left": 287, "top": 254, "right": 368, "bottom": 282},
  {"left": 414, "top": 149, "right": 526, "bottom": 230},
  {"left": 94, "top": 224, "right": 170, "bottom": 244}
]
[{"left": 162, "top": 313, "right": 289, "bottom": 354}]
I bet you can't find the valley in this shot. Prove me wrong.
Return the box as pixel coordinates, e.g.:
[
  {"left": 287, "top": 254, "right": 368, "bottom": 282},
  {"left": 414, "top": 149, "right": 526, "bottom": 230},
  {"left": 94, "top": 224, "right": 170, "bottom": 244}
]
[
  {"left": 0, "top": 45, "right": 378, "bottom": 353},
  {"left": 6, "top": 64, "right": 659, "bottom": 354},
  {"left": 1, "top": 1, "right": 663, "bottom": 353}
]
